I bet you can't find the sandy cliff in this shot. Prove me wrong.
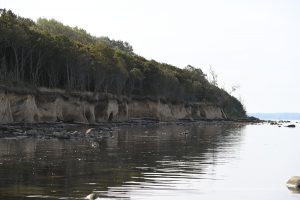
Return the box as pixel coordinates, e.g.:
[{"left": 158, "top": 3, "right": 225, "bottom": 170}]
[{"left": 0, "top": 86, "right": 227, "bottom": 124}]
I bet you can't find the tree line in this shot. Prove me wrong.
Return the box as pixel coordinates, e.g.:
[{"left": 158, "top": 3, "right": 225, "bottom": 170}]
[{"left": 0, "top": 9, "right": 246, "bottom": 118}]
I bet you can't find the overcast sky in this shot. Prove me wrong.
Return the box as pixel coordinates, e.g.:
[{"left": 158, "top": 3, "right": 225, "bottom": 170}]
[{"left": 2, "top": 0, "right": 300, "bottom": 113}]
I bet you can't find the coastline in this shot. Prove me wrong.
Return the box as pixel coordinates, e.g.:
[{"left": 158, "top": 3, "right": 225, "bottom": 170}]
[
  {"left": 0, "top": 83, "right": 256, "bottom": 140},
  {"left": 0, "top": 83, "right": 234, "bottom": 124},
  {"left": 0, "top": 118, "right": 260, "bottom": 139}
]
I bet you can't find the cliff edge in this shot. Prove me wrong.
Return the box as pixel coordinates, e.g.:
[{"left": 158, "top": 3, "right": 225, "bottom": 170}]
[{"left": 0, "top": 86, "right": 227, "bottom": 124}]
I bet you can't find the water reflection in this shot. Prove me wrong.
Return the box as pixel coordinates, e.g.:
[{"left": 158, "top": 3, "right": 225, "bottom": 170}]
[{"left": 0, "top": 123, "right": 245, "bottom": 199}]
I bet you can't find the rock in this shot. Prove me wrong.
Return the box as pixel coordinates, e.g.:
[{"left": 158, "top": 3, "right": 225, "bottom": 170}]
[
  {"left": 69, "top": 131, "right": 79, "bottom": 136},
  {"left": 26, "top": 129, "right": 39, "bottom": 136},
  {"left": 287, "top": 176, "right": 300, "bottom": 193},
  {"left": 180, "top": 130, "right": 189, "bottom": 135},
  {"left": 85, "top": 128, "right": 94, "bottom": 134},
  {"left": 88, "top": 141, "right": 98, "bottom": 148},
  {"left": 85, "top": 192, "right": 109, "bottom": 199},
  {"left": 53, "top": 131, "right": 70, "bottom": 139},
  {"left": 286, "top": 124, "right": 296, "bottom": 128},
  {"left": 85, "top": 193, "right": 96, "bottom": 200}
]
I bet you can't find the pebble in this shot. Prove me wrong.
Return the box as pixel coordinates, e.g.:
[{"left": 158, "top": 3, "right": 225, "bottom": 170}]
[{"left": 287, "top": 176, "right": 300, "bottom": 193}]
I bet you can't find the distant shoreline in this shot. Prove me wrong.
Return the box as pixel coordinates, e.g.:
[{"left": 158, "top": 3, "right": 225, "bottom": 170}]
[{"left": 249, "top": 113, "right": 300, "bottom": 120}]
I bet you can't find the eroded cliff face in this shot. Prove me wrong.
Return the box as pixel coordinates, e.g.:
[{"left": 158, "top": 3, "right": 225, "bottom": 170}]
[{"left": 0, "top": 87, "right": 227, "bottom": 124}]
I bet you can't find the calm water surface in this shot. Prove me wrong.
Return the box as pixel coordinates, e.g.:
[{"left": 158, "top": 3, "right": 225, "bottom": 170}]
[{"left": 0, "top": 122, "right": 299, "bottom": 199}]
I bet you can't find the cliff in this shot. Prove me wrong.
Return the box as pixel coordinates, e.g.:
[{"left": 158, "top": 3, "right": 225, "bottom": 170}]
[
  {"left": 0, "top": 86, "right": 227, "bottom": 124},
  {"left": 0, "top": 10, "right": 247, "bottom": 121}
]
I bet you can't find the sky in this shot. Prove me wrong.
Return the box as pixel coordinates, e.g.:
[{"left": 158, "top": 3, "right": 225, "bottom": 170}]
[{"left": 1, "top": 0, "right": 300, "bottom": 113}]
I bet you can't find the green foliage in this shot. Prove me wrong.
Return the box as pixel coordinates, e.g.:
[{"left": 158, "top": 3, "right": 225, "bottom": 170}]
[
  {"left": 0, "top": 9, "right": 246, "bottom": 118},
  {"left": 36, "top": 18, "right": 133, "bottom": 54},
  {"left": 36, "top": 18, "right": 96, "bottom": 45}
]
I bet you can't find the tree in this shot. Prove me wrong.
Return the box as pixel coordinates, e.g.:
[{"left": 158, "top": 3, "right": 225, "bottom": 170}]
[
  {"left": 229, "top": 84, "right": 240, "bottom": 94},
  {"left": 208, "top": 65, "right": 218, "bottom": 86},
  {"left": 128, "top": 68, "right": 144, "bottom": 95}
]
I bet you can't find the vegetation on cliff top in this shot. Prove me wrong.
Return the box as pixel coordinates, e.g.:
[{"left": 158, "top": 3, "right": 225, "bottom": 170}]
[{"left": 0, "top": 9, "right": 246, "bottom": 118}]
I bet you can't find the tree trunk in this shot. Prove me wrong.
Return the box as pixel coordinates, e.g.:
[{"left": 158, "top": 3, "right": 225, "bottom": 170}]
[{"left": 12, "top": 46, "right": 19, "bottom": 81}]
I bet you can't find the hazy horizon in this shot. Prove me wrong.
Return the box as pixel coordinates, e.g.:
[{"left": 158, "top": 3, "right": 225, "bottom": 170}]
[
  {"left": 250, "top": 112, "right": 300, "bottom": 120},
  {"left": 2, "top": 0, "right": 300, "bottom": 113}
]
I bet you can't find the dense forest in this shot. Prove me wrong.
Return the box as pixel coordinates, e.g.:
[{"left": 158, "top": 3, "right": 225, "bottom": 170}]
[{"left": 0, "top": 9, "right": 246, "bottom": 118}]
